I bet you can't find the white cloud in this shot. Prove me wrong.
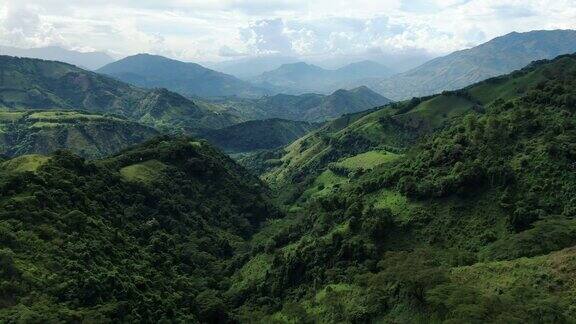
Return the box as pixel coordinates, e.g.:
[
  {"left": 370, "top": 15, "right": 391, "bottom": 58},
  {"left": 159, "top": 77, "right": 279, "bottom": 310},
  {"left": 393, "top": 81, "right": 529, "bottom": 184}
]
[{"left": 0, "top": 0, "right": 574, "bottom": 62}]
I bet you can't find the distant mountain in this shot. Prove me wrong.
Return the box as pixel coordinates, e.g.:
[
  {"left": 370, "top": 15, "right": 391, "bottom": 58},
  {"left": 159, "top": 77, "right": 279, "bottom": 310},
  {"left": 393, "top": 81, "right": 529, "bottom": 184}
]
[
  {"left": 199, "top": 119, "right": 320, "bottom": 153},
  {"left": 251, "top": 61, "right": 394, "bottom": 94},
  {"left": 206, "top": 55, "right": 299, "bottom": 79},
  {"left": 0, "top": 55, "right": 239, "bottom": 133},
  {"left": 201, "top": 86, "right": 392, "bottom": 122},
  {"left": 355, "top": 29, "right": 576, "bottom": 100},
  {"left": 0, "top": 110, "right": 158, "bottom": 158},
  {"left": 0, "top": 45, "right": 114, "bottom": 70},
  {"left": 98, "top": 54, "right": 269, "bottom": 98}
]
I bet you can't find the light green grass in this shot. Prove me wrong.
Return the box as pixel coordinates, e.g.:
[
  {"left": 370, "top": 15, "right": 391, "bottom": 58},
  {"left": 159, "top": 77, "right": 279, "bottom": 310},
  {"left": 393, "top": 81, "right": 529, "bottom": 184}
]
[
  {"left": 120, "top": 160, "right": 167, "bottom": 183},
  {"left": 1, "top": 154, "right": 50, "bottom": 173},
  {"left": 335, "top": 150, "right": 400, "bottom": 171},
  {"left": 300, "top": 169, "right": 348, "bottom": 202},
  {"left": 0, "top": 111, "right": 25, "bottom": 121},
  {"left": 368, "top": 189, "right": 414, "bottom": 222}
]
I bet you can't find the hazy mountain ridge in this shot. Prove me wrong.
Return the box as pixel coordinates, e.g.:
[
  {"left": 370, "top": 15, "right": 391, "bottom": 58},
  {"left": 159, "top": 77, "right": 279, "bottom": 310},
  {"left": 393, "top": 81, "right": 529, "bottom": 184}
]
[
  {"left": 201, "top": 86, "right": 392, "bottom": 122},
  {"left": 0, "top": 45, "right": 114, "bottom": 70},
  {"left": 251, "top": 60, "right": 394, "bottom": 94},
  {"left": 98, "top": 53, "right": 270, "bottom": 98},
  {"left": 355, "top": 29, "right": 576, "bottom": 100}
]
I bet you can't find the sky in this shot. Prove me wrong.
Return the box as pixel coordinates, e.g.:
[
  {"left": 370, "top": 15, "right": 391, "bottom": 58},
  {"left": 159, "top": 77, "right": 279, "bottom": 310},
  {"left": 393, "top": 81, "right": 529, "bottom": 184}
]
[{"left": 0, "top": 0, "right": 575, "bottom": 63}]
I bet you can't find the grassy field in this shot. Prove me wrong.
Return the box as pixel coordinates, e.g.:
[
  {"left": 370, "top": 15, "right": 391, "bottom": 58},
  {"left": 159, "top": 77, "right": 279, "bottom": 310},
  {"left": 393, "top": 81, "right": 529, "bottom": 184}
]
[
  {"left": 120, "top": 160, "right": 167, "bottom": 183},
  {"left": 334, "top": 150, "right": 400, "bottom": 171},
  {"left": 1, "top": 154, "right": 50, "bottom": 172}
]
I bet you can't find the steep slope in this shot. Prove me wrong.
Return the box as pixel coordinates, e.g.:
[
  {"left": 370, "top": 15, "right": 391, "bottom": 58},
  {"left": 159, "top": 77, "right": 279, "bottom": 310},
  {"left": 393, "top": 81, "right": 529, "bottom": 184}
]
[
  {"left": 228, "top": 53, "right": 576, "bottom": 323},
  {"left": 0, "top": 55, "right": 238, "bottom": 132},
  {"left": 358, "top": 29, "right": 576, "bottom": 100},
  {"left": 200, "top": 86, "right": 391, "bottom": 122},
  {"left": 0, "top": 45, "right": 114, "bottom": 70},
  {"left": 245, "top": 54, "right": 576, "bottom": 204},
  {"left": 198, "top": 119, "right": 320, "bottom": 153},
  {"left": 0, "top": 137, "right": 280, "bottom": 322},
  {"left": 0, "top": 110, "right": 158, "bottom": 158},
  {"left": 252, "top": 61, "right": 393, "bottom": 94},
  {"left": 98, "top": 54, "right": 268, "bottom": 98}
]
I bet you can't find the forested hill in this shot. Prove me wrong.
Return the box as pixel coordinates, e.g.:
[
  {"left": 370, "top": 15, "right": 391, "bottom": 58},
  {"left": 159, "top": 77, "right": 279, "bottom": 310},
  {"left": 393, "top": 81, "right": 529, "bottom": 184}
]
[
  {"left": 229, "top": 54, "right": 576, "bottom": 322},
  {"left": 198, "top": 118, "right": 321, "bottom": 153},
  {"left": 0, "top": 137, "right": 280, "bottom": 322},
  {"left": 0, "top": 55, "right": 239, "bottom": 133}
]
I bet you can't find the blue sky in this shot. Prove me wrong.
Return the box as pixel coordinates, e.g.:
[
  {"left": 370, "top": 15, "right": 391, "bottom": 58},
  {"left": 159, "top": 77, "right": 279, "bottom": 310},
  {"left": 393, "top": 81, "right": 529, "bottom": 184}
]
[{"left": 0, "top": 0, "right": 575, "bottom": 62}]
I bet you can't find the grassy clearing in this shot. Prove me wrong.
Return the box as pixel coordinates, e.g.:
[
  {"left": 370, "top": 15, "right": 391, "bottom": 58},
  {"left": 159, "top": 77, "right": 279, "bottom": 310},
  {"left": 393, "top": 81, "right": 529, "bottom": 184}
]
[
  {"left": 335, "top": 150, "right": 400, "bottom": 171},
  {"left": 1, "top": 154, "right": 50, "bottom": 173},
  {"left": 300, "top": 169, "right": 348, "bottom": 202},
  {"left": 120, "top": 160, "right": 167, "bottom": 183}
]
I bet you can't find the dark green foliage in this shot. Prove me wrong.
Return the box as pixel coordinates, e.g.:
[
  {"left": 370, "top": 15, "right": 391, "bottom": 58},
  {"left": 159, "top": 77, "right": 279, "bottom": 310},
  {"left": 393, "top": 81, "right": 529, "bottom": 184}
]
[
  {"left": 0, "top": 137, "right": 280, "bottom": 322},
  {"left": 199, "top": 119, "right": 320, "bottom": 153}
]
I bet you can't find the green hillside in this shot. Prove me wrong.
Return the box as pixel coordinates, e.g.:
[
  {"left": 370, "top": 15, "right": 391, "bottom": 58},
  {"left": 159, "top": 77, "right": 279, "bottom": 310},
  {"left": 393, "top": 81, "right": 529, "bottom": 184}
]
[
  {"left": 0, "top": 137, "right": 280, "bottom": 322},
  {"left": 198, "top": 119, "right": 320, "bottom": 153},
  {"left": 0, "top": 110, "right": 158, "bottom": 158},
  {"left": 4, "top": 43, "right": 576, "bottom": 323},
  {"left": 227, "top": 54, "right": 576, "bottom": 322},
  {"left": 245, "top": 54, "right": 576, "bottom": 204},
  {"left": 0, "top": 55, "right": 239, "bottom": 133}
]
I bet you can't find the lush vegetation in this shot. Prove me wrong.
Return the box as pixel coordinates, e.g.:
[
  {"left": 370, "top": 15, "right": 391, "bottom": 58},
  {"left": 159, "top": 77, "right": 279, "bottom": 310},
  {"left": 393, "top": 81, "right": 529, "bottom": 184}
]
[
  {"left": 2, "top": 51, "right": 576, "bottom": 323},
  {"left": 0, "top": 137, "right": 280, "bottom": 322},
  {"left": 228, "top": 54, "right": 576, "bottom": 322}
]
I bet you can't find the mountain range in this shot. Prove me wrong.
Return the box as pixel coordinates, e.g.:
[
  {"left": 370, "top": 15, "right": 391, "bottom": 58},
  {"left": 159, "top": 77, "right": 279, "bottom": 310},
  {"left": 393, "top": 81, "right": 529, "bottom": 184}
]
[
  {"left": 251, "top": 60, "right": 394, "bottom": 94},
  {"left": 355, "top": 29, "right": 576, "bottom": 100},
  {"left": 98, "top": 54, "right": 270, "bottom": 98},
  {"left": 0, "top": 45, "right": 114, "bottom": 70},
  {"left": 0, "top": 55, "right": 240, "bottom": 133}
]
